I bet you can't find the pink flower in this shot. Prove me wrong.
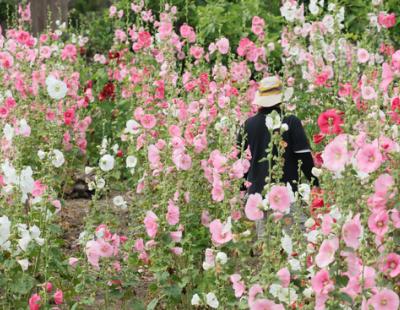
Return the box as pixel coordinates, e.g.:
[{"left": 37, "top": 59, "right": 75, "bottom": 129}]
[
  {"left": 368, "top": 289, "right": 399, "bottom": 310},
  {"left": 361, "top": 86, "right": 377, "bottom": 100},
  {"left": 268, "top": 185, "right": 293, "bottom": 213},
  {"left": 158, "top": 22, "right": 172, "bottom": 40},
  {"left": 96, "top": 239, "right": 114, "bottom": 257},
  {"left": 250, "top": 299, "right": 284, "bottom": 310},
  {"left": 230, "top": 274, "right": 245, "bottom": 297},
  {"left": 378, "top": 12, "right": 396, "bottom": 29},
  {"left": 245, "top": 193, "right": 264, "bottom": 221},
  {"left": 190, "top": 46, "right": 204, "bottom": 59},
  {"left": 248, "top": 284, "right": 264, "bottom": 304},
  {"left": 321, "top": 214, "right": 333, "bottom": 235},
  {"left": 355, "top": 143, "right": 383, "bottom": 174},
  {"left": 172, "top": 150, "right": 192, "bottom": 171},
  {"left": 144, "top": 211, "right": 158, "bottom": 238},
  {"left": 381, "top": 253, "right": 400, "bottom": 277},
  {"left": 45, "top": 282, "right": 53, "bottom": 292},
  {"left": 29, "top": 293, "right": 41, "bottom": 310},
  {"left": 315, "top": 238, "right": 339, "bottom": 268},
  {"left": 277, "top": 268, "right": 290, "bottom": 288},
  {"left": 171, "top": 247, "right": 183, "bottom": 256},
  {"left": 61, "top": 44, "right": 77, "bottom": 62},
  {"left": 357, "top": 48, "right": 370, "bottom": 63},
  {"left": 216, "top": 37, "right": 229, "bottom": 54},
  {"left": 180, "top": 24, "right": 196, "bottom": 42},
  {"left": 368, "top": 210, "right": 389, "bottom": 236},
  {"left": 201, "top": 210, "right": 210, "bottom": 226},
  {"left": 374, "top": 173, "right": 394, "bottom": 195},
  {"left": 211, "top": 184, "right": 224, "bottom": 202},
  {"left": 170, "top": 231, "right": 182, "bottom": 242},
  {"left": 140, "top": 114, "right": 157, "bottom": 129},
  {"left": 311, "top": 269, "right": 334, "bottom": 295},
  {"left": 166, "top": 201, "right": 180, "bottom": 225},
  {"left": 68, "top": 257, "right": 79, "bottom": 267},
  {"left": 109, "top": 5, "right": 117, "bottom": 17},
  {"left": 32, "top": 180, "right": 47, "bottom": 197},
  {"left": 251, "top": 16, "right": 265, "bottom": 36},
  {"left": 54, "top": 289, "right": 63, "bottom": 305},
  {"left": 317, "top": 109, "right": 343, "bottom": 135},
  {"left": 342, "top": 214, "right": 362, "bottom": 249},
  {"left": 322, "top": 134, "right": 349, "bottom": 173},
  {"left": 209, "top": 218, "right": 233, "bottom": 246}
]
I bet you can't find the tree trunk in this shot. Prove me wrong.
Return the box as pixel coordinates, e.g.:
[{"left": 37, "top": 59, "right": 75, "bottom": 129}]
[{"left": 31, "top": 0, "right": 70, "bottom": 35}]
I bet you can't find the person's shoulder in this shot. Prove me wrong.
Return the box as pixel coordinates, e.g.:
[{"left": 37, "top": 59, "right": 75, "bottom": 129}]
[{"left": 283, "top": 114, "right": 302, "bottom": 125}]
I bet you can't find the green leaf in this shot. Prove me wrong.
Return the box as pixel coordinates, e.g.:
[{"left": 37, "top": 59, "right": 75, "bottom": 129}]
[
  {"left": 146, "top": 298, "right": 159, "bottom": 310},
  {"left": 130, "top": 299, "right": 145, "bottom": 310},
  {"left": 9, "top": 273, "right": 35, "bottom": 294}
]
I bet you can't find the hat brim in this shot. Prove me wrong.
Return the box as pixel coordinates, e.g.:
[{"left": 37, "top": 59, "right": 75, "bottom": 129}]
[{"left": 253, "top": 88, "right": 294, "bottom": 107}]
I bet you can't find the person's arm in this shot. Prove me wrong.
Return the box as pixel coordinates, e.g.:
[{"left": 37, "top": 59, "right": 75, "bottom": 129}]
[
  {"left": 236, "top": 123, "right": 249, "bottom": 191},
  {"left": 294, "top": 151, "right": 319, "bottom": 186}
]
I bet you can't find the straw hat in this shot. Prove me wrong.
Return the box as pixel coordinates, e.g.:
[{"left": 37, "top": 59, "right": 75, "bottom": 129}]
[{"left": 253, "top": 76, "right": 293, "bottom": 107}]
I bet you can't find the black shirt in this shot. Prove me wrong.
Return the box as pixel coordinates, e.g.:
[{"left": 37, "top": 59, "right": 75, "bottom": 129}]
[{"left": 237, "top": 106, "right": 318, "bottom": 194}]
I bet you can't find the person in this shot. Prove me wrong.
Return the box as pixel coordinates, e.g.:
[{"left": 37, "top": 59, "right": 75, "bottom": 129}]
[{"left": 237, "top": 76, "right": 318, "bottom": 238}]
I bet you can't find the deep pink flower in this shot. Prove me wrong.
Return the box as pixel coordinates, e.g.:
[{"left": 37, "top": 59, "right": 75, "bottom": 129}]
[
  {"left": 61, "top": 44, "right": 77, "bottom": 62},
  {"left": 368, "top": 289, "right": 399, "bottom": 310},
  {"left": 378, "top": 13, "right": 396, "bottom": 29},
  {"left": 54, "top": 289, "right": 63, "bottom": 305},
  {"left": 317, "top": 109, "right": 343, "bottom": 135},
  {"left": 245, "top": 193, "right": 264, "bottom": 221},
  {"left": 209, "top": 218, "right": 233, "bottom": 246},
  {"left": 29, "top": 293, "right": 41, "bottom": 310},
  {"left": 342, "top": 214, "right": 362, "bottom": 249},
  {"left": 140, "top": 114, "right": 157, "bottom": 129}
]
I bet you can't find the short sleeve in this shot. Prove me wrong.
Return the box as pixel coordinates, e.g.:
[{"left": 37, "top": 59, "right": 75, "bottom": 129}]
[{"left": 288, "top": 116, "right": 310, "bottom": 153}]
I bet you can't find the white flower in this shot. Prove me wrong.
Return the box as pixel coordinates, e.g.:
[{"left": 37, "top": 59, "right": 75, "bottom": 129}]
[
  {"left": 298, "top": 183, "right": 310, "bottom": 202},
  {"left": 37, "top": 150, "right": 46, "bottom": 160},
  {"left": 328, "top": 3, "right": 336, "bottom": 11},
  {"left": 19, "top": 167, "right": 35, "bottom": 195},
  {"left": 3, "top": 124, "right": 14, "bottom": 141},
  {"left": 215, "top": 252, "right": 228, "bottom": 265},
  {"left": 99, "top": 154, "right": 115, "bottom": 172},
  {"left": 112, "top": 143, "right": 119, "bottom": 154},
  {"left": 18, "top": 119, "right": 31, "bottom": 136},
  {"left": 46, "top": 76, "right": 67, "bottom": 100},
  {"left": 51, "top": 149, "right": 65, "bottom": 168},
  {"left": 281, "top": 123, "right": 289, "bottom": 132},
  {"left": 311, "top": 167, "right": 322, "bottom": 177},
  {"left": 289, "top": 258, "right": 301, "bottom": 271},
  {"left": 1, "top": 160, "right": 18, "bottom": 185},
  {"left": 206, "top": 292, "right": 219, "bottom": 309},
  {"left": 85, "top": 166, "right": 94, "bottom": 175},
  {"left": 269, "top": 284, "right": 282, "bottom": 297},
  {"left": 30, "top": 225, "right": 44, "bottom": 246},
  {"left": 280, "top": 2, "right": 297, "bottom": 22},
  {"left": 309, "top": 1, "right": 319, "bottom": 15},
  {"left": 17, "top": 259, "right": 30, "bottom": 271},
  {"left": 113, "top": 195, "right": 127, "bottom": 209},
  {"left": 191, "top": 294, "right": 201, "bottom": 306},
  {"left": 0, "top": 215, "right": 11, "bottom": 249},
  {"left": 265, "top": 111, "right": 281, "bottom": 130},
  {"left": 125, "top": 120, "right": 140, "bottom": 134},
  {"left": 303, "top": 287, "right": 314, "bottom": 298},
  {"left": 281, "top": 233, "right": 293, "bottom": 255},
  {"left": 126, "top": 155, "right": 138, "bottom": 168},
  {"left": 278, "top": 287, "right": 298, "bottom": 304},
  {"left": 306, "top": 230, "right": 319, "bottom": 243},
  {"left": 96, "top": 177, "right": 106, "bottom": 189},
  {"left": 304, "top": 218, "right": 316, "bottom": 228}
]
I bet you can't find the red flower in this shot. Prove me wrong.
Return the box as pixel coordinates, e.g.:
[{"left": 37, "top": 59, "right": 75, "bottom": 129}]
[
  {"left": 116, "top": 150, "right": 123, "bottom": 157},
  {"left": 317, "top": 109, "right": 343, "bottom": 135},
  {"left": 63, "top": 108, "right": 75, "bottom": 126},
  {"left": 99, "top": 82, "right": 115, "bottom": 101},
  {"left": 313, "top": 133, "right": 325, "bottom": 144}
]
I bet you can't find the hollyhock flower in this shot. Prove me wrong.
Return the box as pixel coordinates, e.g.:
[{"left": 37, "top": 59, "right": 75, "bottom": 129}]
[
  {"left": 230, "top": 274, "right": 245, "bottom": 297},
  {"left": 252, "top": 16, "right": 265, "bottom": 36},
  {"left": 355, "top": 143, "right": 383, "bottom": 174},
  {"left": 311, "top": 269, "right": 334, "bottom": 295},
  {"left": 314, "top": 71, "right": 329, "bottom": 87},
  {"left": 191, "top": 294, "right": 201, "bottom": 306},
  {"left": 391, "top": 209, "right": 400, "bottom": 228},
  {"left": 378, "top": 12, "right": 396, "bottom": 28},
  {"left": 46, "top": 76, "right": 67, "bottom": 100},
  {"left": 216, "top": 37, "right": 229, "bottom": 54},
  {"left": 322, "top": 134, "right": 349, "bottom": 173},
  {"left": 190, "top": 46, "right": 204, "bottom": 59},
  {"left": 277, "top": 268, "right": 290, "bottom": 288},
  {"left": 267, "top": 185, "right": 294, "bottom": 213},
  {"left": 361, "top": 86, "right": 377, "bottom": 100},
  {"left": 140, "top": 114, "right": 156, "bottom": 129},
  {"left": 315, "top": 238, "right": 339, "bottom": 268},
  {"left": 171, "top": 247, "right": 183, "bottom": 255},
  {"left": 317, "top": 109, "right": 343, "bottom": 135},
  {"left": 368, "top": 289, "right": 399, "bottom": 310},
  {"left": 250, "top": 299, "right": 284, "bottom": 310},
  {"left": 357, "top": 48, "right": 370, "bottom": 63},
  {"left": 201, "top": 210, "right": 210, "bottom": 226},
  {"left": 249, "top": 284, "right": 264, "bottom": 304},
  {"left": 61, "top": 44, "right": 77, "bottom": 61},
  {"left": 209, "top": 218, "right": 233, "bottom": 246},
  {"left": 245, "top": 193, "right": 264, "bottom": 221},
  {"left": 381, "top": 253, "right": 400, "bottom": 277},
  {"left": 54, "top": 289, "right": 63, "bottom": 305},
  {"left": 180, "top": 24, "right": 196, "bottom": 42},
  {"left": 338, "top": 83, "right": 352, "bottom": 97},
  {"left": 51, "top": 149, "right": 65, "bottom": 168},
  {"left": 0, "top": 215, "right": 11, "bottom": 249},
  {"left": 368, "top": 210, "right": 389, "bottom": 236},
  {"left": 29, "top": 293, "right": 41, "bottom": 310},
  {"left": 32, "top": 180, "right": 46, "bottom": 197},
  {"left": 126, "top": 155, "right": 138, "bottom": 168},
  {"left": 144, "top": 211, "right": 158, "bottom": 238},
  {"left": 68, "top": 257, "right": 79, "bottom": 267},
  {"left": 172, "top": 150, "right": 192, "bottom": 171},
  {"left": 166, "top": 201, "right": 179, "bottom": 225},
  {"left": 99, "top": 154, "right": 115, "bottom": 172},
  {"left": 342, "top": 214, "right": 362, "bottom": 249},
  {"left": 206, "top": 292, "right": 219, "bottom": 309}
]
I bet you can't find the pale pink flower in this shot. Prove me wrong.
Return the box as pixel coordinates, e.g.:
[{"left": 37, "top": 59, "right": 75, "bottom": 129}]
[
  {"left": 368, "top": 289, "right": 399, "bottom": 310},
  {"left": 170, "top": 231, "right": 182, "bottom": 242},
  {"left": 381, "top": 253, "right": 400, "bottom": 277},
  {"left": 230, "top": 274, "right": 245, "bottom": 297},
  {"left": 357, "top": 48, "right": 370, "bottom": 63},
  {"left": 171, "top": 247, "right": 183, "bottom": 255},
  {"left": 201, "top": 210, "right": 210, "bottom": 226},
  {"left": 321, "top": 214, "right": 333, "bottom": 235},
  {"left": 342, "top": 214, "right": 362, "bottom": 249},
  {"left": 209, "top": 218, "right": 233, "bottom": 246},
  {"left": 216, "top": 37, "right": 229, "bottom": 54},
  {"left": 68, "top": 257, "right": 79, "bottom": 267},
  {"left": 144, "top": 211, "right": 158, "bottom": 238},
  {"left": 140, "top": 114, "right": 157, "bottom": 129},
  {"left": 374, "top": 174, "right": 394, "bottom": 195},
  {"left": 361, "top": 86, "right": 377, "bottom": 100},
  {"left": 61, "top": 44, "right": 77, "bottom": 62},
  {"left": 311, "top": 269, "right": 334, "bottom": 295},
  {"left": 355, "top": 143, "right": 383, "bottom": 173},
  {"left": 322, "top": 134, "right": 349, "bottom": 173},
  {"left": 166, "top": 201, "right": 180, "bottom": 225},
  {"left": 277, "top": 268, "right": 290, "bottom": 288},
  {"left": 211, "top": 184, "right": 224, "bottom": 202},
  {"left": 368, "top": 210, "right": 389, "bottom": 236},
  {"left": 190, "top": 46, "right": 204, "bottom": 59},
  {"left": 245, "top": 193, "right": 264, "bottom": 221},
  {"left": 172, "top": 150, "right": 192, "bottom": 171},
  {"left": 248, "top": 284, "right": 263, "bottom": 304},
  {"left": 268, "top": 185, "right": 293, "bottom": 213},
  {"left": 250, "top": 299, "right": 284, "bottom": 310},
  {"left": 315, "top": 237, "right": 339, "bottom": 268}
]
